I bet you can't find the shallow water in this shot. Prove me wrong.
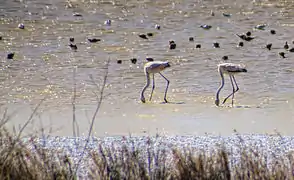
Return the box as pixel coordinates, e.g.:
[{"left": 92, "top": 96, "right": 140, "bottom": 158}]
[{"left": 0, "top": 0, "right": 294, "bottom": 136}]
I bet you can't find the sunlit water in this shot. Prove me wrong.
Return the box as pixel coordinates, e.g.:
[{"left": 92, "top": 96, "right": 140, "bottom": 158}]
[{"left": 0, "top": 0, "right": 294, "bottom": 137}]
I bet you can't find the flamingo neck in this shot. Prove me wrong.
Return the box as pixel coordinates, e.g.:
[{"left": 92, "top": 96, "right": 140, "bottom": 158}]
[{"left": 141, "top": 72, "right": 150, "bottom": 103}]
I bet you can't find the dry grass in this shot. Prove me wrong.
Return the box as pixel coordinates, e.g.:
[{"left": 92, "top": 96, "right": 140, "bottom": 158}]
[
  {"left": 0, "top": 127, "right": 75, "bottom": 180},
  {"left": 0, "top": 127, "right": 294, "bottom": 180}
]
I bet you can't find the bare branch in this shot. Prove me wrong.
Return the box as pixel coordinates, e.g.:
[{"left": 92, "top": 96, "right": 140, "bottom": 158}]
[{"left": 73, "top": 57, "right": 110, "bottom": 176}]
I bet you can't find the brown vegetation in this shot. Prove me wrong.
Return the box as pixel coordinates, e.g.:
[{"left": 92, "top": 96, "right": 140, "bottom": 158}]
[{"left": 0, "top": 125, "right": 293, "bottom": 180}]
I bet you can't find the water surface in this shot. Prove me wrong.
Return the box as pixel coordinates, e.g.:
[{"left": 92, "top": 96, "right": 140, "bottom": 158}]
[{"left": 0, "top": 0, "right": 294, "bottom": 136}]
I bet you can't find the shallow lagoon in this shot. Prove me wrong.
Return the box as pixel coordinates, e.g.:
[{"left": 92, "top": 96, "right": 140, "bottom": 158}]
[{"left": 0, "top": 0, "right": 294, "bottom": 136}]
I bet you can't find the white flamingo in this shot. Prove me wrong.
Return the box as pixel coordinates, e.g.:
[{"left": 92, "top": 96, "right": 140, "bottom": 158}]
[
  {"left": 215, "top": 63, "right": 247, "bottom": 107},
  {"left": 141, "top": 61, "right": 171, "bottom": 103}
]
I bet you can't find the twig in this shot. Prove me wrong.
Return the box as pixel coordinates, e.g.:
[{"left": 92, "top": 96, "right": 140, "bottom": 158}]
[
  {"left": 72, "top": 66, "right": 79, "bottom": 138},
  {"left": 73, "top": 57, "right": 110, "bottom": 177}
]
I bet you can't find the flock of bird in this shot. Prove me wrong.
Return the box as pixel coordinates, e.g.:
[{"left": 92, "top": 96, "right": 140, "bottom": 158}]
[{"left": 3, "top": 11, "right": 294, "bottom": 108}]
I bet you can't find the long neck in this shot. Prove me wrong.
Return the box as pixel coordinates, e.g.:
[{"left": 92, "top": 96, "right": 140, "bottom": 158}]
[
  {"left": 215, "top": 69, "right": 225, "bottom": 102},
  {"left": 141, "top": 72, "right": 150, "bottom": 101}
]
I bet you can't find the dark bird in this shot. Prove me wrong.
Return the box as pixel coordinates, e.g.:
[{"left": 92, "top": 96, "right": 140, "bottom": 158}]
[
  {"left": 222, "top": 56, "right": 228, "bottom": 60},
  {"left": 270, "top": 30, "right": 276, "bottom": 35},
  {"left": 117, "top": 60, "right": 122, "bottom": 64},
  {"left": 7, "top": 52, "right": 14, "bottom": 59},
  {"left": 284, "top": 42, "right": 289, "bottom": 49},
  {"left": 18, "top": 23, "right": 25, "bottom": 29},
  {"left": 196, "top": 44, "right": 201, "bottom": 48},
  {"left": 279, "top": 52, "right": 286, "bottom": 58},
  {"left": 130, "top": 58, "right": 137, "bottom": 64},
  {"left": 266, "top": 43, "right": 272, "bottom": 50},
  {"left": 236, "top": 34, "right": 254, "bottom": 41},
  {"left": 146, "top": 57, "right": 154, "bottom": 62},
  {"left": 73, "top": 13, "right": 82, "bottom": 17},
  {"left": 238, "top": 42, "right": 244, "bottom": 47},
  {"left": 236, "top": 34, "right": 247, "bottom": 41},
  {"left": 246, "top": 31, "right": 251, "bottom": 36},
  {"left": 244, "top": 36, "right": 254, "bottom": 41},
  {"left": 155, "top": 24, "right": 160, "bottom": 30},
  {"left": 147, "top": 33, "right": 153, "bottom": 37},
  {"left": 69, "top": 43, "right": 77, "bottom": 51},
  {"left": 138, "top": 34, "right": 148, "bottom": 39},
  {"left": 169, "top": 41, "right": 176, "bottom": 49},
  {"left": 213, "top": 42, "right": 220, "bottom": 48},
  {"left": 87, "top": 38, "right": 101, "bottom": 43},
  {"left": 69, "top": 37, "right": 74, "bottom": 42},
  {"left": 189, "top": 37, "right": 194, "bottom": 42},
  {"left": 289, "top": 48, "right": 294, "bottom": 52},
  {"left": 200, "top": 24, "right": 212, "bottom": 30}
]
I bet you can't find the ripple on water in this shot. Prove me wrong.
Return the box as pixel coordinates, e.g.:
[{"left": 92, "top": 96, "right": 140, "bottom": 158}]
[{"left": 0, "top": 0, "right": 293, "bottom": 136}]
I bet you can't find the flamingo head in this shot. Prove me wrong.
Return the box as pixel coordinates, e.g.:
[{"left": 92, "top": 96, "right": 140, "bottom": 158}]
[{"left": 215, "top": 99, "right": 220, "bottom": 106}]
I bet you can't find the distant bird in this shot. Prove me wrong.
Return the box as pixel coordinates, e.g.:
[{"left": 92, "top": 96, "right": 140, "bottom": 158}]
[
  {"left": 169, "top": 41, "right": 176, "bottom": 49},
  {"left": 155, "top": 24, "right": 161, "bottom": 30},
  {"left": 213, "top": 42, "right": 220, "bottom": 48},
  {"left": 189, "top": 37, "right": 194, "bottom": 42},
  {"left": 196, "top": 44, "right": 201, "bottom": 48},
  {"left": 238, "top": 42, "right": 244, "bottom": 47},
  {"left": 211, "top": 10, "right": 215, "bottom": 16},
  {"left": 236, "top": 34, "right": 247, "bottom": 41},
  {"left": 87, "top": 38, "right": 101, "bottom": 43},
  {"left": 146, "top": 57, "right": 154, "bottom": 62},
  {"left": 73, "top": 13, "right": 82, "bottom": 17},
  {"left": 255, "top": 24, "right": 266, "bottom": 30},
  {"left": 270, "top": 30, "right": 276, "bottom": 35},
  {"left": 130, "top": 58, "right": 137, "bottom": 64},
  {"left": 266, "top": 43, "right": 272, "bottom": 50},
  {"left": 141, "top": 61, "right": 171, "bottom": 103},
  {"left": 236, "top": 34, "right": 254, "bottom": 41},
  {"left": 279, "top": 52, "right": 286, "bottom": 58},
  {"left": 246, "top": 31, "right": 251, "bottom": 36},
  {"left": 222, "top": 56, "right": 228, "bottom": 60},
  {"left": 104, "top": 19, "right": 111, "bottom": 25},
  {"left": 288, "top": 48, "right": 294, "bottom": 52},
  {"left": 244, "top": 36, "right": 254, "bottom": 41},
  {"left": 215, "top": 63, "right": 247, "bottom": 107},
  {"left": 7, "top": 52, "right": 15, "bottom": 59},
  {"left": 117, "top": 60, "right": 122, "bottom": 64},
  {"left": 223, "top": 13, "right": 232, "bottom": 17},
  {"left": 69, "top": 43, "right": 77, "bottom": 51},
  {"left": 69, "top": 37, "right": 74, "bottom": 42},
  {"left": 200, "top": 24, "right": 212, "bottom": 30},
  {"left": 18, "top": 23, "right": 25, "bottom": 29},
  {"left": 138, "top": 34, "right": 148, "bottom": 39},
  {"left": 147, "top": 33, "right": 153, "bottom": 37},
  {"left": 284, "top": 42, "right": 289, "bottom": 49}
]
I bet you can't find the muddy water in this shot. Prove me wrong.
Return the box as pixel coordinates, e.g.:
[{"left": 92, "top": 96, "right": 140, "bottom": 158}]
[{"left": 0, "top": 0, "right": 294, "bottom": 137}]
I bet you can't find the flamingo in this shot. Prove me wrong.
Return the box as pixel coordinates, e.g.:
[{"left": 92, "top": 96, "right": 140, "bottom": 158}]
[
  {"left": 141, "top": 61, "right": 171, "bottom": 103},
  {"left": 215, "top": 63, "right": 247, "bottom": 107}
]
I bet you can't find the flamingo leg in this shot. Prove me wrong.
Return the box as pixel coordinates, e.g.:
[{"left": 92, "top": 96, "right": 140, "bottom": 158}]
[
  {"left": 149, "top": 74, "right": 155, "bottom": 101},
  {"left": 222, "top": 75, "right": 239, "bottom": 106},
  {"left": 159, "top": 72, "right": 169, "bottom": 103}
]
